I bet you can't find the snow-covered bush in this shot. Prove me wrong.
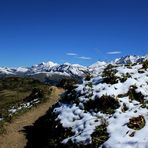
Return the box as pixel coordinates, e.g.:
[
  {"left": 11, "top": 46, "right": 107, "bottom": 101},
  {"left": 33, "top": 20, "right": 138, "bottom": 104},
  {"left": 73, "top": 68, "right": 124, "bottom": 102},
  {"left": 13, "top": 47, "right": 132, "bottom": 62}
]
[
  {"left": 128, "top": 85, "right": 144, "bottom": 103},
  {"left": 84, "top": 95, "right": 119, "bottom": 114},
  {"left": 102, "top": 64, "right": 119, "bottom": 84},
  {"left": 142, "top": 59, "right": 148, "bottom": 69},
  {"left": 127, "top": 115, "right": 146, "bottom": 130}
]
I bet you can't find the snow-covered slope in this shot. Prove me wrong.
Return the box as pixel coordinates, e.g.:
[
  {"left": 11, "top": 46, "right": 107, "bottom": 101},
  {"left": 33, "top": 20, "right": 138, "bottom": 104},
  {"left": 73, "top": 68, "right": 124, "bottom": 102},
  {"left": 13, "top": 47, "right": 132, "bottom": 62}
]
[
  {"left": 30, "top": 61, "right": 59, "bottom": 73},
  {"left": 51, "top": 57, "right": 148, "bottom": 147},
  {"left": 49, "top": 63, "right": 87, "bottom": 76},
  {"left": 89, "top": 61, "right": 107, "bottom": 75},
  {"left": 89, "top": 55, "right": 148, "bottom": 75},
  {"left": 113, "top": 55, "right": 147, "bottom": 64},
  {"left": 0, "top": 67, "right": 15, "bottom": 75}
]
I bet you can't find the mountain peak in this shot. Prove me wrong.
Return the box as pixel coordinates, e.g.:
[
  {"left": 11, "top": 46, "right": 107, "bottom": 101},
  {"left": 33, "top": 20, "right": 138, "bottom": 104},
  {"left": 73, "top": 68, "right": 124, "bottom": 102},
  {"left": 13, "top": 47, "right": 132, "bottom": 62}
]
[
  {"left": 89, "top": 61, "right": 107, "bottom": 68},
  {"left": 114, "top": 55, "right": 147, "bottom": 64},
  {"left": 34, "top": 61, "right": 58, "bottom": 68}
]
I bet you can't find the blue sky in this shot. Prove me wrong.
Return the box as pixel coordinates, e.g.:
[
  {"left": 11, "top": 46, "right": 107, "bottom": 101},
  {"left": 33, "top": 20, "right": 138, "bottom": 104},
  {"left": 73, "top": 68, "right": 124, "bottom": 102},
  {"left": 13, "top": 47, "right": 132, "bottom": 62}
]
[{"left": 0, "top": 0, "right": 148, "bottom": 67}]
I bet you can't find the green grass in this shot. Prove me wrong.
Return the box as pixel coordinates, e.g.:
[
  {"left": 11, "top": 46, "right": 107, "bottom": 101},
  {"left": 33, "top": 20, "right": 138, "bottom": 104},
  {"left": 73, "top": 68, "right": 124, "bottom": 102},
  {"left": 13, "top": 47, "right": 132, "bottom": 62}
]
[
  {"left": 0, "top": 77, "right": 52, "bottom": 133},
  {"left": 0, "top": 90, "right": 30, "bottom": 109}
]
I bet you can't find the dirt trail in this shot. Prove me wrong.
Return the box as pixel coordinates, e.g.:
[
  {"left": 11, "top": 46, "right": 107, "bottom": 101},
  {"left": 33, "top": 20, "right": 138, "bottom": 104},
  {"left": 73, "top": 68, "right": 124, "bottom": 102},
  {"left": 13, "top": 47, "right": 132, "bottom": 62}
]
[{"left": 0, "top": 86, "right": 64, "bottom": 148}]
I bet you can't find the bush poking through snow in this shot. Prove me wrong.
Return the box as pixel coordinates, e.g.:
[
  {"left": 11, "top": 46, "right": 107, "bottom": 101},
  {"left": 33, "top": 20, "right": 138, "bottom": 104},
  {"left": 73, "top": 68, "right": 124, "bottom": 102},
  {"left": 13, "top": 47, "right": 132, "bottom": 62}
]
[
  {"left": 121, "top": 103, "right": 129, "bottom": 112},
  {"left": 60, "top": 90, "right": 78, "bottom": 104},
  {"left": 119, "top": 73, "right": 131, "bottom": 82},
  {"left": 85, "top": 82, "right": 93, "bottom": 88},
  {"left": 127, "top": 115, "right": 146, "bottom": 130},
  {"left": 85, "top": 74, "right": 93, "bottom": 81},
  {"left": 96, "top": 95, "right": 120, "bottom": 114},
  {"left": 91, "top": 123, "right": 109, "bottom": 148},
  {"left": 128, "top": 86, "right": 144, "bottom": 103},
  {"left": 58, "top": 79, "right": 78, "bottom": 91},
  {"left": 48, "top": 126, "right": 74, "bottom": 148},
  {"left": 59, "top": 79, "right": 80, "bottom": 104},
  {"left": 142, "top": 59, "right": 148, "bottom": 69},
  {"left": 60, "top": 120, "right": 109, "bottom": 148},
  {"left": 102, "top": 64, "right": 119, "bottom": 84},
  {"left": 84, "top": 95, "right": 120, "bottom": 114},
  {"left": 140, "top": 100, "right": 148, "bottom": 109}
]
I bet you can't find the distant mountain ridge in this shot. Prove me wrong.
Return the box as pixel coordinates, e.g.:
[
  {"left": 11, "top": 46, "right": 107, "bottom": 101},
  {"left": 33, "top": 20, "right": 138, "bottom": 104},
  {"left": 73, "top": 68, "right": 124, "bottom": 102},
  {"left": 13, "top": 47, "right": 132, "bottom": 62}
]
[
  {"left": 0, "top": 55, "right": 147, "bottom": 83},
  {"left": 113, "top": 55, "right": 147, "bottom": 64},
  {"left": 0, "top": 61, "right": 88, "bottom": 84}
]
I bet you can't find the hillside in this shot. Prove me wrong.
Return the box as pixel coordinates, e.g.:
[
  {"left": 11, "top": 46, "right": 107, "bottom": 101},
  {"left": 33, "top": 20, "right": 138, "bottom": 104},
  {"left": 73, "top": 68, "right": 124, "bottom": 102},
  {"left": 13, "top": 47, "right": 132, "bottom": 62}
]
[
  {"left": 0, "top": 87, "right": 64, "bottom": 148},
  {"left": 24, "top": 56, "right": 148, "bottom": 148},
  {"left": 0, "top": 77, "right": 53, "bottom": 131}
]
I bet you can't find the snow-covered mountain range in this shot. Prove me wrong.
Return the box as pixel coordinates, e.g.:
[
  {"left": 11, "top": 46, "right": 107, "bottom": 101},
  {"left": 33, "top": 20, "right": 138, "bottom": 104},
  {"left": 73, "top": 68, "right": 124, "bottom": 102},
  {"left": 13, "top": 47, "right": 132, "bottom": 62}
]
[
  {"left": 0, "top": 61, "right": 88, "bottom": 84},
  {"left": 0, "top": 62, "right": 86, "bottom": 76},
  {"left": 113, "top": 55, "right": 147, "bottom": 64},
  {"left": 0, "top": 55, "right": 147, "bottom": 83}
]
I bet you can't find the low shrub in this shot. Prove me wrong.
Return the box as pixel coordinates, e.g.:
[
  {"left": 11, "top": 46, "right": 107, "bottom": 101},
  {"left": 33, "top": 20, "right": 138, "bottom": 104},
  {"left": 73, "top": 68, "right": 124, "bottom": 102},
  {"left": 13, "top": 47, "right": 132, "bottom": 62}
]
[
  {"left": 119, "top": 73, "right": 131, "bottom": 82},
  {"left": 127, "top": 115, "right": 145, "bottom": 130},
  {"left": 128, "top": 86, "right": 144, "bottom": 103},
  {"left": 142, "top": 59, "right": 148, "bottom": 69},
  {"left": 121, "top": 103, "right": 129, "bottom": 112},
  {"left": 102, "top": 64, "right": 119, "bottom": 84},
  {"left": 85, "top": 74, "right": 93, "bottom": 81},
  {"left": 91, "top": 123, "right": 109, "bottom": 148},
  {"left": 58, "top": 78, "right": 78, "bottom": 91},
  {"left": 84, "top": 95, "right": 120, "bottom": 114}
]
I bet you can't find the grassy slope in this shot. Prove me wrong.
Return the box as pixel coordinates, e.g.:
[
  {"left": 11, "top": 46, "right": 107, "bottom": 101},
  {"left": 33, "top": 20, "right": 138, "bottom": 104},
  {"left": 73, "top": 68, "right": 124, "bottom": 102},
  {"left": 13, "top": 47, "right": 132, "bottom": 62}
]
[
  {"left": 0, "top": 77, "right": 52, "bottom": 132},
  {"left": 0, "top": 87, "right": 64, "bottom": 148}
]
